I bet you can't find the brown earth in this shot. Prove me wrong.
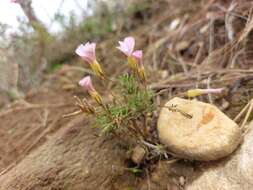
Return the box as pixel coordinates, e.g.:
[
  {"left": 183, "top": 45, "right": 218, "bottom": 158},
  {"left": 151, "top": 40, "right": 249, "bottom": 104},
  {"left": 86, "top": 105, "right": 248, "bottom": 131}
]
[
  {"left": 0, "top": 86, "right": 137, "bottom": 190},
  {"left": 0, "top": 64, "right": 182, "bottom": 189}
]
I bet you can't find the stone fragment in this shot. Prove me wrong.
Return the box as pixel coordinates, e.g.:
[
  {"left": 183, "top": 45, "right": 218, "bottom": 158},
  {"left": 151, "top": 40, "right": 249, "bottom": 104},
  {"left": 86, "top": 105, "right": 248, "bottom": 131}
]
[{"left": 131, "top": 145, "right": 146, "bottom": 165}]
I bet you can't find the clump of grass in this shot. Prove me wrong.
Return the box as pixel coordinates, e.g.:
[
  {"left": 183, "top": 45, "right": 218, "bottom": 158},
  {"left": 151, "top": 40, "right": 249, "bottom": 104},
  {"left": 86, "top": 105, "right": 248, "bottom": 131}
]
[{"left": 95, "top": 74, "right": 154, "bottom": 137}]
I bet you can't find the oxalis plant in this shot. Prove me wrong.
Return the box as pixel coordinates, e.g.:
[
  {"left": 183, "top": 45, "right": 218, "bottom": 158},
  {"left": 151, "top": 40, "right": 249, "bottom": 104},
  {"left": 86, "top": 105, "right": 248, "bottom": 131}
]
[{"left": 64, "top": 37, "right": 165, "bottom": 167}]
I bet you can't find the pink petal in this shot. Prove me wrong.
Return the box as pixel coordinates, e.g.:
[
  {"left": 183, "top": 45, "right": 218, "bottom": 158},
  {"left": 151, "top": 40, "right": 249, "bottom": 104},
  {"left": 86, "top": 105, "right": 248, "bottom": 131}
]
[
  {"left": 202, "top": 88, "right": 224, "bottom": 94},
  {"left": 78, "top": 76, "right": 95, "bottom": 92},
  {"left": 117, "top": 36, "right": 135, "bottom": 56},
  {"left": 132, "top": 50, "right": 143, "bottom": 59},
  {"left": 116, "top": 43, "right": 128, "bottom": 56},
  {"left": 75, "top": 44, "right": 85, "bottom": 56},
  {"left": 75, "top": 42, "right": 96, "bottom": 64},
  {"left": 124, "top": 37, "right": 135, "bottom": 52},
  {"left": 132, "top": 50, "right": 143, "bottom": 66}
]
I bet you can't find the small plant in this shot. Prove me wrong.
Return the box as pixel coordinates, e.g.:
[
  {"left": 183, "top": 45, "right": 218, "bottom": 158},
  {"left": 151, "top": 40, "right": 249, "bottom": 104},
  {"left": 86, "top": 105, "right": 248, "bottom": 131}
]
[
  {"left": 65, "top": 36, "right": 154, "bottom": 145},
  {"left": 95, "top": 74, "right": 153, "bottom": 137},
  {"left": 64, "top": 36, "right": 225, "bottom": 167},
  {"left": 126, "top": 167, "right": 143, "bottom": 175}
]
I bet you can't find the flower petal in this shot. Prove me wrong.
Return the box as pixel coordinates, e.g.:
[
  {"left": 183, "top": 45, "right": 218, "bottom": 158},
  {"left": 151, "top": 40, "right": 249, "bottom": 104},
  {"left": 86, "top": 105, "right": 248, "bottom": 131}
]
[
  {"left": 124, "top": 37, "right": 135, "bottom": 53},
  {"left": 75, "top": 42, "right": 96, "bottom": 64},
  {"left": 117, "top": 36, "right": 135, "bottom": 56},
  {"left": 132, "top": 50, "right": 143, "bottom": 66},
  {"left": 132, "top": 50, "right": 143, "bottom": 59},
  {"left": 78, "top": 76, "right": 95, "bottom": 92}
]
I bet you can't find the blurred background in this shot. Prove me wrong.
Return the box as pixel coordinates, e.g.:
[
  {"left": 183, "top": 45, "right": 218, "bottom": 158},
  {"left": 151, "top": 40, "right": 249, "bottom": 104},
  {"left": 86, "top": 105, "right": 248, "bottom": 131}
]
[
  {"left": 0, "top": 0, "right": 140, "bottom": 106},
  {"left": 1, "top": 0, "right": 253, "bottom": 116},
  {"left": 1, "top": 0, "right": 92, "bottom": 33}
]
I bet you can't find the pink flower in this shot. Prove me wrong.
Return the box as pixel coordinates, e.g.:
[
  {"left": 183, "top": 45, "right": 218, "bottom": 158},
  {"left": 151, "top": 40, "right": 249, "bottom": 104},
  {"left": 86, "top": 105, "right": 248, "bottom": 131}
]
[
  {"left": 75, "top": 42, "right": 96, "bottom": 64},
  {"left": 78, "top": 76, "right": 103, "bottom": 105},
  {"left": 76, "top": 42, "right": 105, "bottom": 79},
  {"left": 117, "top": 36, "right": 146, "bottom": 78},
  {"left": 117, "top": 36, "right": 135, "bottom": 56},
  {"left": 78, "top": 76, "right": 95, "bottom": 92},
  {"left": 132, "top": 50, "right": 146, "bottom": 81},
  {"left": 187, "top": 88, "right": 224, "bottom": 97},
  {"left": 132, "top": 50, "right": 143, "bottom": 65},
  {"left": 201, "top": 88, "right": 224, "bottom": 94}
]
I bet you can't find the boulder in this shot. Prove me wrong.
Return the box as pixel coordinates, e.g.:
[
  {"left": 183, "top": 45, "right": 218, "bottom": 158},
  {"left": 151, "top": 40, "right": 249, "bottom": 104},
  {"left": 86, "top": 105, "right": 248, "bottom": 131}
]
[
  {"left": 187, "top": 123, "right": 253, "bottom": 190},
  {"left": 157, "top": 97, "right": 242, "bottom": 161}
]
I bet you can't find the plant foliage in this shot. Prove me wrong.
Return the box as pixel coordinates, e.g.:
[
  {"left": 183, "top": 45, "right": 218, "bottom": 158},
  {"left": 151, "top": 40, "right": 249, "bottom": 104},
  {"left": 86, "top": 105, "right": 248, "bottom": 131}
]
[{"left": 95, "top": 74, "right": 154, "bottom": 136}]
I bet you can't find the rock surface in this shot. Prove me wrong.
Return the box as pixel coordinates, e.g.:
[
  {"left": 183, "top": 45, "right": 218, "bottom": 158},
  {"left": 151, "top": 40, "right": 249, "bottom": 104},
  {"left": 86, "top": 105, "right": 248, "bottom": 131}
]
[
  {"left": 157, "top": 97, "right": 242, "bottom": 161},
  {"left": 187, "top": 123, "right": 253, "bottom": 190}
]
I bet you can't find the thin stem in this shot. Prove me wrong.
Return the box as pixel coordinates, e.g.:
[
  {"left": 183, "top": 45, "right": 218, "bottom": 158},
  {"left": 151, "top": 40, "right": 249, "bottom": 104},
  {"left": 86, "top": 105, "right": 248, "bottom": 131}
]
[
  {"left": 132, "top": 120, "right": 146, "bottom": 139},
  {"left": 234, "top": 101, "right": 250, "bottom": 122},
  {"left": 241, "top": 100, "right": 253, "bottom": 129},
  {"left": 159, "top": 105, "right": 193, "bottom": 119}
]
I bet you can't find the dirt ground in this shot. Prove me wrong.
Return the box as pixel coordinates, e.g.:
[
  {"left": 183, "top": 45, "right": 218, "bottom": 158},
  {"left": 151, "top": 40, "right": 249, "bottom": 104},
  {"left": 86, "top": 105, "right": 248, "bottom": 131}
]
[
  {"left": 0, "top": 83, "right": 136, "bottom": 189},
  {"left": 2, "top": 0, "right": 253, "bottom": 189},
  {"left": 0, "top": 79, "right": 179, "bottom": 190}
]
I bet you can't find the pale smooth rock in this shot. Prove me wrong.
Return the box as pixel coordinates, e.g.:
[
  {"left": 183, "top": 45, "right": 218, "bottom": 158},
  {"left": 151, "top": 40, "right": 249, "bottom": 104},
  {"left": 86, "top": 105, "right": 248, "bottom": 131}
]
[
  {"left": 157, "top": 97, "right": 242, "bottom": 161},
  {"left": 131, "top": 145, "right": 146, "bottom": 165},
  {"left": 186, "top": 124, "right": 253, "bottom": 190}
]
